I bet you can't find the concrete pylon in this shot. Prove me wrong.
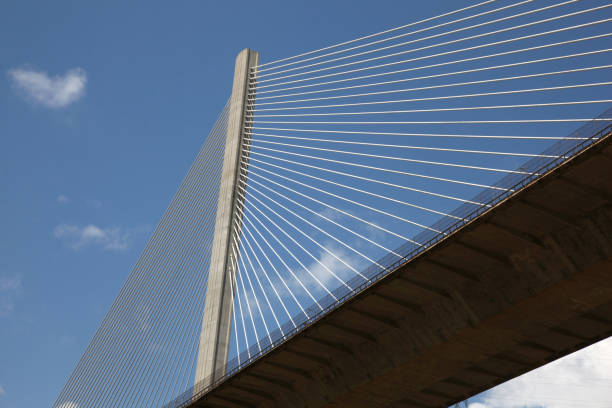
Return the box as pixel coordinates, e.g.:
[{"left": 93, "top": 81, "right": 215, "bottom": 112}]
[{"left": 195, "top": 48, "right": 259, "bottom": 389}]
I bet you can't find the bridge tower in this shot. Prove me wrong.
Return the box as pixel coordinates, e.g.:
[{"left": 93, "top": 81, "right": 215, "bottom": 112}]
[{"left": 195, "top": 48, "right": 259, "bottom": 388}]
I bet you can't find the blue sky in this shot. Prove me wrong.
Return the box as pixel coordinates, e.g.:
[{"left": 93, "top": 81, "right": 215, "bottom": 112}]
[{"left": 1, "top": 1, "right": 611, "bottom": 407}]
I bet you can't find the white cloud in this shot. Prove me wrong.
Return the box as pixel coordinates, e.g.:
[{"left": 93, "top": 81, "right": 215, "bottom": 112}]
[
  {"left": 0, "top": 276, "right": 21, "bottom": 292},
  {"left": 316, "top": 207, "right": 345, "bottom": 223},
  {"left": 0, "top": 298, "right": 14, "bottom": 317},
  {"left": 474, "top": 336, "right": 612, "bottom": 408},
  {"left": 290, "top": 242, "right": 360, "bottom": 300},
  {"left": 54, "top": 224, "right": 130, "bottom": 251},
  {"left": 88, "top": 199, "right": 103, "bottom": 209},
  {"left": 59, "top": 334, "right": 76, "bottom": 346},
  {"left": 7, "top": 67, "right": 86, "bottom": 108},
  {"left": 307, "top": 248, "right": 352, "bottom": 292},
  {"left": 0, "top": 275, "right": 21, "bottom": 317},
  {"left": 57, "top": 194, "right": 71, "bottom": 204},
  {"left": 0, "top": 384, "right": 5, "bottom": 396},
  {"left": 261, "top": 240, "right": 365, "bottom": 313}
]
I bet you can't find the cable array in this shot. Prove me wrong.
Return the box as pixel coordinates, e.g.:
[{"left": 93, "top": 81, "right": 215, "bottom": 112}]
[
  {"left": 220, "top": 0, "right": 612, "bottom": 396},
  {"left": 53, "top": 101, "right": 231, "bottom": 408}
]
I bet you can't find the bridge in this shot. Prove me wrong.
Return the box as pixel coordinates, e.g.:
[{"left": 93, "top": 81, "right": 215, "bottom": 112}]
[
  {"left": 53, "top": 1, "right": 612, "bottom": 407},
  {"left": 179, "top": 122, "right": 612, "bottom": 408}
]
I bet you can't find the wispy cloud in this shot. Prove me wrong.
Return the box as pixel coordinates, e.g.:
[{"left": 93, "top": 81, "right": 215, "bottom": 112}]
[
  {"left": 0, "top": 384, "right": 5, "bottom": 396},
  {"left": 306, "top": 246, "right": 354, "bottom": 293},
  {"left": 59, "top": 334, "right": 76, "bottom": 346},
  {"left": 54, "top": 224, "right": 130, "bottom": 251},
  {"left": 88, "top": 199, "right": 102, "bottom": 209},
  {"left": 7, "top": 67, "right": 86, "bottom": 108},
  {"left": 0, "top": 275, "right": 22, "bottom": 317},
  {"left": 0, "top": 276, "right": 21, "bottom": 291},
  {"left": 57, "top": 194, "right": 71, "bottom": 204},
  {"left": 474, "top": 337, "right": 612, "bottom": 408},
  {"left": 230, "top": 240, "right": 362, "bottom": 353},
  {"left": 282, "top": 242, "right": 359, "bottom": 301}
]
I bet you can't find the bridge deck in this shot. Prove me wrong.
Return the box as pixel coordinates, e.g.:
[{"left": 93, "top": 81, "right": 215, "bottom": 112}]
[{"left": 188, "top": 129, "right": 612, "bottom": 408}]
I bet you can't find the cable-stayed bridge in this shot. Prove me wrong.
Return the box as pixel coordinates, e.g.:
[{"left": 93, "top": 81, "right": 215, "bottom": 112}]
[{"left": 54, "top": 1, "right": 612, "bottom": 407}]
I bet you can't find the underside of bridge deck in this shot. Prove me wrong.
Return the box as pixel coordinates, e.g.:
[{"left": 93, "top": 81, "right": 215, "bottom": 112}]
[{"left": 189, "top": 129, "right": 612, "bottom": 408}]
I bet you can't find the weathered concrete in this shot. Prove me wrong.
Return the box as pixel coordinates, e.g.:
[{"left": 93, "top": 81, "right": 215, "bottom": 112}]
[
  {"left": 188, "top": 128, "right": 612, "bottom": 407},
  {"left": 195, "top": 49, "right": 259, "bottom": 388}
]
